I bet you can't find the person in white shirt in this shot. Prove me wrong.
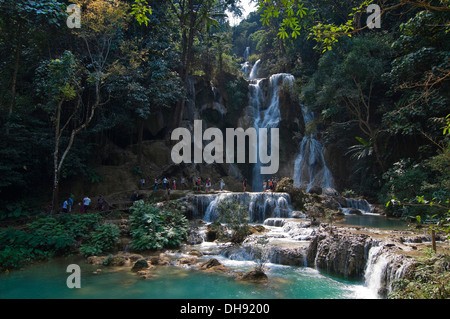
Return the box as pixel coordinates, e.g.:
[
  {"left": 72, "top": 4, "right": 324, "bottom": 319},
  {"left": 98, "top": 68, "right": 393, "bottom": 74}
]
[
  {"left": 62, "top": 199, "right": 68, "bottom": 213},
  {"left": 83, "top": 196, "right": 91, "bottom": 212}
]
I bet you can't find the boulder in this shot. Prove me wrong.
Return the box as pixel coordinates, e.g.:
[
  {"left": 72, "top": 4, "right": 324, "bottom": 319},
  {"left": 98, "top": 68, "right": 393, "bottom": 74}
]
[
  {"left": 239, "top": 270, "right": 268, "bottom": 282},
  {"left": 177, "top": 257, "right": 198, "bottom": 266},
  {"left": 132, "top": 259, "right": 149, "bottom": 272},
  {"left": 308, "top": 186, "right": 322, "bottom": 195},
  {"left": 200, "top": 258, "right": 228, "bottom": 273},
  {"left": 189, "top": 250, "right": 203, "bottom": 257},
  {"left": 150, "top": 253, "right": 171, "bottom": 266},
  {"left": 86, "top": 256, "right": 105, "bottom": 266}
]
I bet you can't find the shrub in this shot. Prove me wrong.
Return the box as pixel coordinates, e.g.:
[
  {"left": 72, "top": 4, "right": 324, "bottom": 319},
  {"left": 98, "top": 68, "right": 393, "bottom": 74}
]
[
  {"left": 217, "top": 199, "right": 252, "bottom": 244},
  {"left": 129, "top": 200, "right": 188, "bottom": 251},
  {"left": 0, "top": 214, "right": 102, "bottom": 271},
  {"left": 79, "top": 223, "right": 120, "bottom": 257}
]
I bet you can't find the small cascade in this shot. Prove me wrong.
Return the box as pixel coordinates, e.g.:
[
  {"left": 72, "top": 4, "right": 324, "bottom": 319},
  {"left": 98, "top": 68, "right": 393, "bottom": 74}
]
[
  {"left": 240, "top": 47, "right": 253, "bottom": 78},
  {"left": 345, "top": 198, "right": 372, "bottom": 213},
  {"left": 243, "top": 46, "right": 250, "bottom": 61},
  {"left": 363, "top": 244, "right": 416, "bottom": 298},
  {"left": 192, "top": 192, "right": 292, "bottom": 223},
  {"left": 249, "top": 59, "right": 261, "bottom": 79},
  {"left": 293, "top": 104, "right": 334, "bottom": 192}
]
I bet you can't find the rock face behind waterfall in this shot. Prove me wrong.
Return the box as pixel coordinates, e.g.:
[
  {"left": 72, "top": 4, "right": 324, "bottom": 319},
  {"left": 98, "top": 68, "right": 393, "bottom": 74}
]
[{"left": 306, "top": 230, "right": 374, "bottom": 279}]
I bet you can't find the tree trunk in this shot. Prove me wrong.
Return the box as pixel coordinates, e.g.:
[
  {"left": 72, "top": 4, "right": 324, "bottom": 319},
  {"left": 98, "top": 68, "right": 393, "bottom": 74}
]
[
  {"left": 51, "top": 99, "right": 64, "bottom": 214},
  {"left": 137, "top": 118, "right": 144, "bottom": 167},
  {"left": 431, "top": 229, "right": 437, "bottom": 252},
  {"left": 6, "top": 28, "right": 22, "bottom": 135}
]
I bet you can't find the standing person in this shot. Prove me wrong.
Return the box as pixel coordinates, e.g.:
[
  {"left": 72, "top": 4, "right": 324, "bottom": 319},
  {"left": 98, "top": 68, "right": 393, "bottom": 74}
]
[
  {"left": 68, "top": 195, "right": 74, "bottom": 212},
  {"left": 97, "top": 195, "right": 104, "bottom": 211},
  {"left": 243, "top": 179, "right": 247, "bottom": 192},
  {"left": 154, "top": 178, "right": 158, "bottom": 190},
  {"left": 83, "top": 196, "right": 91, "bottom": 213},
  {"left": 172, "top": 179, "right": 177, "bottom": 190},
  {"left": 163, "top": 177, "right": 168, "bottom": 190},
  {"left": 196, "top": 177, "right": 201, "bottom": 191},
  {"left": 220, "top": 178, "right": 225, "bottom": 191},
  {"left": 181, "top": 177, "right": 185, "bottom": 190},
  {"left": 263, "top": 180, "right": 267, "bottom": 192},
  {"left": 140, "top": 178, "right": 146, "bottom": 189},
  {"left": 166, "top": 186, "right": 171, "bottom": 200},
  {"left": 205, "top": 178, "right": 211, "bottom": 191},
  {"left": 62, "top": 199, "right": 68, "bottom": 213},
  {"left": 273, "top": 179, "right": 277, "bottom": 192}
]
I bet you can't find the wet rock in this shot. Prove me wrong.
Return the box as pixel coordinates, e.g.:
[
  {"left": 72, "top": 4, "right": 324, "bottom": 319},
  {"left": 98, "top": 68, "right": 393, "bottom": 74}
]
[
  {"left": 347, "top": 208, "right": 362, "bottom": 215},
  {"left": 108, "top": 255, "right": 129, "bottom": 266},
  {"left": 308, "top": 186, "right": 322, "bottom": 195},
  {"left": 264, "top": 218, "right": 286, "bottom": 227},
  {"left": 86, "top": 256, "right": 105, "bottom": 266},
  {"left": 200, "top": 258, "right": 228, "bottom": 273},
  {"left": 239, "top": 270, "right": 268, "bottom": 282},
  {"left": 136, "top": 270, "right": 154, "bottom": 279},
  {"left": 189, "top": 250, "right": 203, "bottom": 257},
  {"left": 150, "top": 253, "right": 171, "bottom": 266},
  {"left": 291, "top": 211, "right": 306, "bottom": 219},
  {"left": 306, "top": 230, "right": 373, "bottom": 278},
  {"left": 178, "top": 257, "right": 198, "bottom": 266},
  {"left": 187, "top": 229, "right": 204, "bottom": 245},
  {"left": 132, "top": 259, "right": 149, "bottom": 272}
]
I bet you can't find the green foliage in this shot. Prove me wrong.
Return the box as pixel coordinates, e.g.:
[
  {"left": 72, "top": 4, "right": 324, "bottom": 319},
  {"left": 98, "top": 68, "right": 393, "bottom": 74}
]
[
  {"left": 383, "top": 10, "right": 449, "bottom": 138},
  {"left": 129, "top": 200, "right": 188, "bottom": 251},
  {"left": 35, "top": 50, "right": 81, "bottom": 105},
  {"left": 0, "top": 214, "right": 102, "bottom": 271},
  {"left": 131, "top": 0, "right": 152, "bottom": 26},
  {"left": 390, "top": 254, "right": 450, "bottom": 299},
  {"left": 79, "top": 223, "right": 120, "bottom": 257},
  {"left": 216, "top": 198, "right": 251, "bottom": 243}
]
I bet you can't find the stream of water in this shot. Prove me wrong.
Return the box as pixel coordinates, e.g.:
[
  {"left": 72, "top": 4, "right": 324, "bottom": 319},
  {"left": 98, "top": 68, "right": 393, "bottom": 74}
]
[{"left": 0, "top": 254, "right": 376, "bottom": 299}]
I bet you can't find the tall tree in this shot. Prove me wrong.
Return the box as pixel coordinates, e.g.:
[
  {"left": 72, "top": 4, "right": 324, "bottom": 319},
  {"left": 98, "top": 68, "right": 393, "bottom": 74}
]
[
  {"left": 154, "top": 0, "right": 239, "bottom": 127},
  {"left": 0, "top": 0, "right": 64, "bottom": 133},
  {"left": 36, "top": 0, "right": 131, "bottom": 213}
]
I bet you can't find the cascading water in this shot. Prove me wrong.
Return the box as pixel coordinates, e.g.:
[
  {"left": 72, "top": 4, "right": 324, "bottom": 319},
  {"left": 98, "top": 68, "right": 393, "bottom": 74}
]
[
  {"left": 249, "top": 59, "right": 261, "bottom": 79},
  {"left": 241, "top": 47, "right": 252, "bottom": 78},
  {"left": 243, "top": 55, "right": 334, "bottom": 192},
  {"left": 362, "top": 243, "right": 417, "bottom": 298},
  {"left": 193, "top": 192, "right": 292, "bottom": 223},
  {"left": 293, "top": 104, "right": 334, "bottom": 193},
  {"left": 345, "top": 198, "right": 372, "bottom": 213},
  {"left": 248, "top": 71, "right": 295, "bottom": 191}
]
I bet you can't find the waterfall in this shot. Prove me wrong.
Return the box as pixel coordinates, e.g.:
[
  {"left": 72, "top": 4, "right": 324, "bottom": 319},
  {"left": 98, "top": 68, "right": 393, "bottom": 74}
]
[
  {"left": 363, "top": 245, "right": 386, "bottom": 298},
  {"left": 249, "top": 59, "right": 261, "bottom": 79},
  {"left": 345, "top": 198, "right": 372, "bottom": 213},
  {"left": 243, "top": 46, "right": 250, "bottom": 61},
  {"left": 250, "top": 74, "right": 295, "bottom": 191},
  {"left": 241, "top": 47, "right": 253, "bottom": 78},
  {"left": 242, "top": 57, "right": 335, "bottom": 194},
  {"left": 363, "top": 244, "right": 416, "bottom": 298},
  {"left": 293, "top": 104, "right": 334, "bottom": 193},
  {"left": 192, "top": 192, "right": 292, "bottom": 223}
]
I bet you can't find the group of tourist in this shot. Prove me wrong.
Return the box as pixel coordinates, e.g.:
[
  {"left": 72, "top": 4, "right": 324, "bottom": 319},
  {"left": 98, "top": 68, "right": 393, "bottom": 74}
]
[
  {"left": 151, "top": 176, "right": 227, "bottom": 192},
  {"left": 60, "top": 194, "right": 105, "bottom": 214},
  {"left": 263, "top": 178, "right": 278, "bottom": 192}
]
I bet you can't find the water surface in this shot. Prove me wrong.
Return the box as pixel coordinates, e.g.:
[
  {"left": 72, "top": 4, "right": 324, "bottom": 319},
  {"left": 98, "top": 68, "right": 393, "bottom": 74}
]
[{"left": 0, "top": 256, "right": 374, "bottom": 299}]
